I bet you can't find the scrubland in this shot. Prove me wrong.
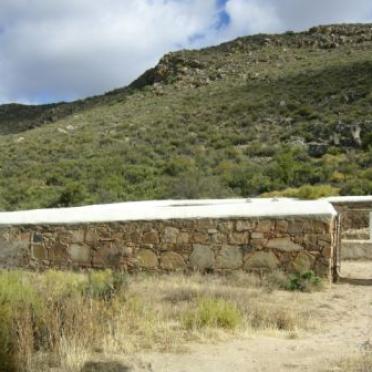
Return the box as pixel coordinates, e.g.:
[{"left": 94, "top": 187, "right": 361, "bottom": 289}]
[{"left": 0, "top": 262, "right": 370, "bottom": 371}]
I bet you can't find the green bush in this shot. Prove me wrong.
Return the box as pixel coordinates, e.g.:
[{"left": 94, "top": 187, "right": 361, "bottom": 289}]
[
  {"left": 83, "top": 270, "right": 128, "bottom": 301},
  {"left": 262, "top": 184, "right": 340, "bottom": 199},
  {"left": 0, "top": 271, "right": 42, "bottom": 371},
  {"left": 183, "top": 298, "right": 242, "bottom": 330},
  {"left": 287, "top": 271, "right": 322, "bottom": 292}
]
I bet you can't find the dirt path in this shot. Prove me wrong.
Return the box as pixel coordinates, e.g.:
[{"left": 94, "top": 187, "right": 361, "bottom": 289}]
[{"left": 131, "top": 262, "right": 372, "bottom": 372}]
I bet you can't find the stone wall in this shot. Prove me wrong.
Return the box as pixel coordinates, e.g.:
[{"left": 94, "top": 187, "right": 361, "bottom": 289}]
[{"left": 0, "top": 217, "right": 335, "bottom": 279}]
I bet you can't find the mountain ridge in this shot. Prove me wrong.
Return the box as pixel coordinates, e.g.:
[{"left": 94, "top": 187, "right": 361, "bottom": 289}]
[{"left": 0, "top": 23, "right": 372, "bottom": 210}]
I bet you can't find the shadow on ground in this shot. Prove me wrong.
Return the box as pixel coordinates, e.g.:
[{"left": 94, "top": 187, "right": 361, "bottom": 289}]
[{"left": 338, "top": 277, "right": 372, "bottom": 286}]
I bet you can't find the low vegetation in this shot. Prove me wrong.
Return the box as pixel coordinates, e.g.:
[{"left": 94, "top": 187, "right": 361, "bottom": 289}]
[{"left": 0, "top": 269, "right": 322, "bottom": 371}]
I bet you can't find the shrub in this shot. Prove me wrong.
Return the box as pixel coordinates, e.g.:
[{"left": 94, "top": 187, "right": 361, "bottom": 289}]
[
  {"left": 287, "top": 271, "right": 322, "bottom": 292},
  {"left": 0, "top": 271, "right": 42, "bottom": 371},
  {"left": 183, "top": 298, "right": 242, "bottom": 330},
  {"left": 262, "top": 184, "right": 340, "bottom": 199},
  {"left": 83, "top": 270, "right": 128, "bottom": 301}
]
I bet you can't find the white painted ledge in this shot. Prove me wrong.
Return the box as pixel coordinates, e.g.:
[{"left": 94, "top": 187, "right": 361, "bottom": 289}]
[{"left": 0, "top": 198, "right": 336, "bottom": 226}]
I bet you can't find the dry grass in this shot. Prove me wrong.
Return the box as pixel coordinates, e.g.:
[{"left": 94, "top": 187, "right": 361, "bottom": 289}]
[
  {"left": 0, "top": 269, "right": 323, "bottom": 371},
  {"left": 328, "top": 352, "right": 372, "bottom": 372}
]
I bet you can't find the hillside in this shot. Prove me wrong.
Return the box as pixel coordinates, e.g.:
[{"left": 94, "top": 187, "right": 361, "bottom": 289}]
[{"left": 0, "top": 23, "right": 372, "bottom": 210}]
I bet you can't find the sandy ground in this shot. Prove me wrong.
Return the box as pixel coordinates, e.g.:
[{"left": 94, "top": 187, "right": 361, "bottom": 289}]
[{"left": 121, "top": 261, "right": 372, "bottom": 372}]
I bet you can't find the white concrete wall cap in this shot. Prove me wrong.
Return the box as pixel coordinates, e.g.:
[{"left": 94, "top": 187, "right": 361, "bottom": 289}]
[{"left": 0, "top": 198, "right": 337, "bottom": 226}]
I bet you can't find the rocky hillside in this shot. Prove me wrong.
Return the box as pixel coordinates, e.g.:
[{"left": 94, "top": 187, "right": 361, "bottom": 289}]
[{"left": 0, "top": 23, "right": 372, "bottom": 210}]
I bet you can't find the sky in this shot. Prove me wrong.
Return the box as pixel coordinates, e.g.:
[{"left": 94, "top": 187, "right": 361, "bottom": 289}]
[{"left": 1, "top": 0, "right": 372, "bottom": 104}]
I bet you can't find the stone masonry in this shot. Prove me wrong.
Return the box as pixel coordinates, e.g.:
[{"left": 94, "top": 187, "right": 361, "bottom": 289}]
[{"left": 0, "top": 216, "right": 335, "bottom": 279}]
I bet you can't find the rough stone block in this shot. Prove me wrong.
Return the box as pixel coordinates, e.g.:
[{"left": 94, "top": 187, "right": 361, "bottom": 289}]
[
  {"left": 189, "top": 244, "right": 215, "bottom": 270},
  {"left": 236, "top": 220, "right": 255, "bottom": 232},
  {"left": 137, "top": 249, "right": 158, "bottom": 269},
  {"left": 71, "top": 230, "right": 85, "bottom": 244},
  {"left": 266, "top": 238, "right": 303, "bottom": 252},
  {"left": 290, "top": 252, "right": 315, "bottom": 273},
  {"left": 192, "top": 232, "right": 209, "bottom": 244},
  {"left": 85, "top": 229, "right": 97, "bottom": 245},
  {"left": 49, "top": 244, "right": 68, "bottom": 263},
  {"left": 229, "top": 232, "right": 248, "bottom": 245},
  {"left": 196, "top": 219, "right": 217, "bottom": 229},
  {"left": 256, "top": 220, "right": 273, "bottom": 233},
  {"left": 93, "top": 243, "right": 123, "bottom": 267},
  {"left": 322, "top": 245, "right": 332, "bottom": 258},
  {"left": 68, "top": 244, "right": 91, "bottom": 264},
  {"left": 216, "top": 245, "right": 243, "bottom": 269},
  {"left": 276, "top": 220, "right": 289, "bottom": 233},
  {"left": 142, "top": 230, "right": 160, "bottom": 245},
  {"left": 251, "top": 232, "right": 264, "bottom": 239},
  {"left": 32, "top": 244, "right": 48, "bottom": 260},
  {"left": 244, "top": 251, "right": 280, "bottom": 270},
  {"left": 288, "top": 221, "right": 304, "bottom": 235},
  {"left": 302, "top": 234, "right": 319, "bottom": 250},
  {"left": 0, "top": 240, "right": 30, "bottom": 268},
  {"left": 160, "top": 252, "right": 186, "bottom": 270},
  {"left": 218, "top": 221, "right": 234, "bottom": 234},
  {"left": 163, "top": 227, "right": 179, "bottom": 245},
  {"left": 177, "top": 232, "right": 190, "bottom": 245}
]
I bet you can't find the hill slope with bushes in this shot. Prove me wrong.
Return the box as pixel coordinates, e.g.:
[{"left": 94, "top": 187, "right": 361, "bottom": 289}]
[{"left": 1, "top": 23, "right": 372, "bottom": 210}]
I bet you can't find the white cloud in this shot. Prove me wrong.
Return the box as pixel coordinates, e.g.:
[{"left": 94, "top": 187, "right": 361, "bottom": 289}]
[
  {"left": 224, "top": 0, "right": 281, "bottom": 37},
  {"left": 0, "top": 0, "right": 218, "bottom": 103},
  {"left": 0, "top": 0, "right": 372, "bottom": 103}
]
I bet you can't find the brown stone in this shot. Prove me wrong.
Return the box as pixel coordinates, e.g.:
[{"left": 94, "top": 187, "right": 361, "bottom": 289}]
[
  {"left": 322, "top": 245, "right": 332, "bottom": 258},
  {"left": 85, "top": 230, "right": 97, "bottom": 246},
  {"left": 313, "top": 258, "right": 330, "bottom": 277},
  {"left": 193, "top": 232, "right": 209, "bottom": 244},
  {"left": 137, "top": 249, "right": 158, "bottom": 269},
  {"left": 20, "top": 232, "right": 31, "bottom": 241},
  {"left": 142, "top": 230, "right": 160, "bottom": 245},
  {"left": 216, "top": 246, "right": 243, "bottom": 269},
  {"left": 266, "top": 238, "right": 303, "bottom": 252},
  {"left": 93, "top": 243, "right": 122, "bottom": 267},
  {"left": 189, "top": 244, "right": 215, "bottom": 270},
  {"left": 122, "top": 246, "right": 134, "bottom": 257},
  {"left": 251, "top": 232, "right": 264, "bottom": 239},
  {"left": 32, "top": 244, "right": 48, "bottom": 260},
  {"left": 276, "top": 220, "right": 289, "bottom": 233},
  {"left": 236, "top": 220, "right": 255, "bottom": 232},
  {"left": 244, "top": 251, "right": 280, "bottom": 270},
  {"left": 229, "top": 232, "right": 248, "bottom": 245},
  {"left": 68, "top": 244, "right": 91, "bottom": 264},
  {"left": 218, "top": 221, "right": 234, "bottom": 234},
  {"left": 163, "top": 227, "right": 179, "bottom": 245},
  {"left": 196, "top": 219, "right": 216, "bottom": 229},
  {"left": 71, "top": 229, "right": 85, "bottom": 243},
  {"left": 256, "top": 220, "right": 273, "bottom": 233},
  {"left": 48, "top": 242, "right": 69, "bottom": 263},
  {"left": 288, "top": 221, "right": 304, "bottom": 235},
  {"left": 177, "top": 232, "right": 190, "bottom": 245},
  {"left": 160, "top": 252, "right": 186, "bottom": 270},
  {"left": 302, "top": 234, "right": 318, "bottom": 250},
  {"left": 290, "top": 252, "right": 315, "bottom": 273},
  {"left": 208, "top": 228, "right": 218, "bottom": 234}
]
